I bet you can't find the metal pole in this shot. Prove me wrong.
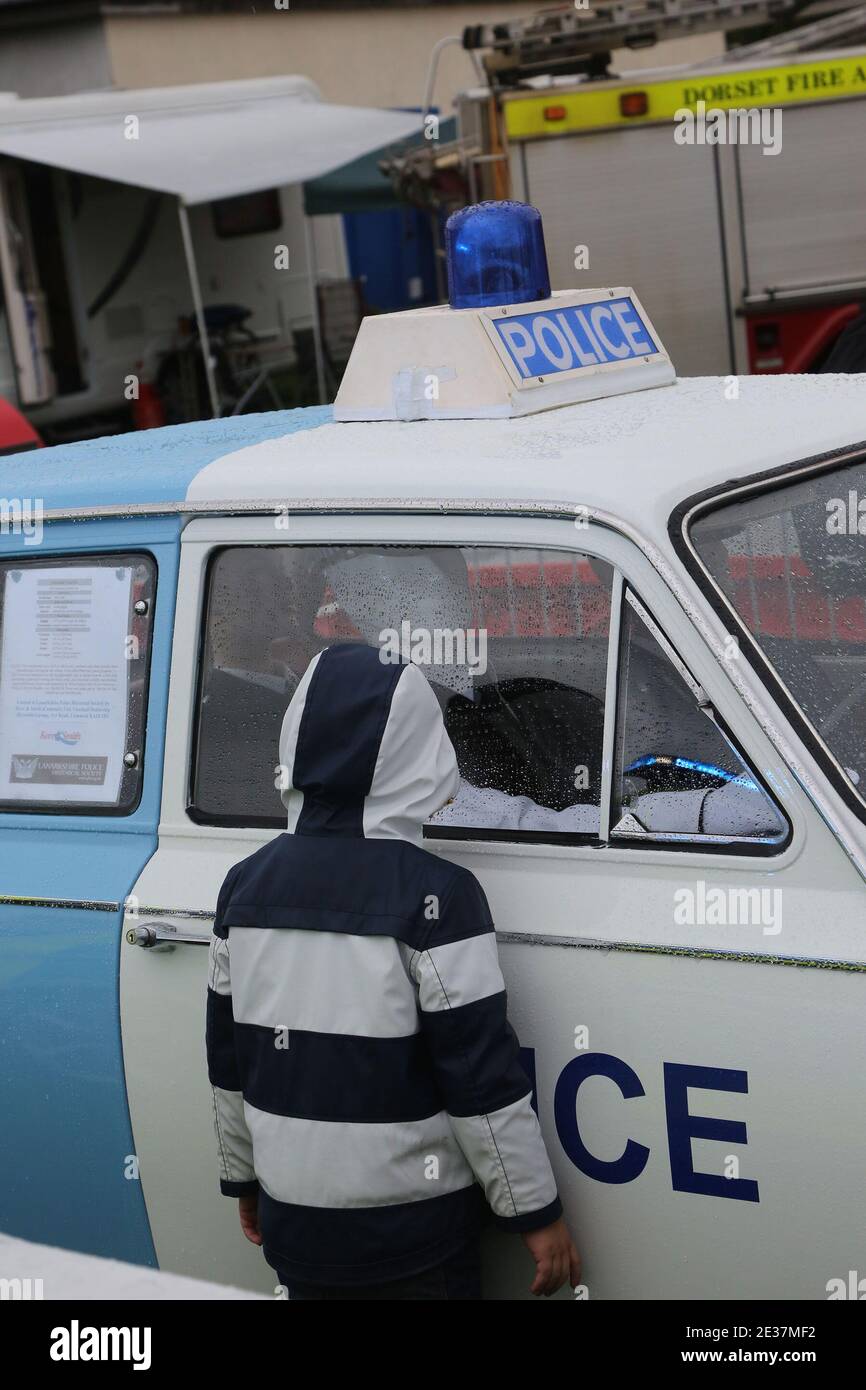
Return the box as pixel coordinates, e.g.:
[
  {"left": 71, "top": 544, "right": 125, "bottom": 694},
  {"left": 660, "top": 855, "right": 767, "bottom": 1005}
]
[
  {"left": 177, "top": 198, "right": 220, "bottom": 419},
  {"left": 423, "top": 34, "right": 460, "bottom": 122},
  {"left": 303, "top": 214, "right": 327, "bottom": 405}
]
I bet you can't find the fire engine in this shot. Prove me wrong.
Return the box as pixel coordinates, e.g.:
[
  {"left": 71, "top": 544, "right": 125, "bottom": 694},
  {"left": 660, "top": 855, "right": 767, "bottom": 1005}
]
[{"left": 394, "top": 0, "right": 866, "bottom": 376}]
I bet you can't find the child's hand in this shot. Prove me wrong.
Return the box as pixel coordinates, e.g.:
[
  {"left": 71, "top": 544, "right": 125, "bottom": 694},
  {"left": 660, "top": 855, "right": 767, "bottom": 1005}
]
[
  {"left": 238, "top": 1193, "right": 262, "bottom": 1246},
  {"left": 521, "top": 1216, "right": 581, "bottom": 1296}
]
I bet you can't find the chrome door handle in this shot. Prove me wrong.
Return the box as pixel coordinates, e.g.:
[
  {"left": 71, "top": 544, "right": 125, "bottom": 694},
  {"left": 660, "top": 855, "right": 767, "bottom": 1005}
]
[
  {"left": 126, "top": 925, "right": 158, "bottom": 948},
  {"left": 125, "top": 919, "right": 211, "bottom": 948}
]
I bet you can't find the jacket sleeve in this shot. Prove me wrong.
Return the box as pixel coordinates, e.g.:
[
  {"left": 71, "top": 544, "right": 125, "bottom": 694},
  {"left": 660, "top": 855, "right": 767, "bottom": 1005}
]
[
  {"left": 410, "top": 872, "right": 562, "bottom": 1233},
  {"left": 205, "top": 866, "right": 258, "bottom": 1198}
]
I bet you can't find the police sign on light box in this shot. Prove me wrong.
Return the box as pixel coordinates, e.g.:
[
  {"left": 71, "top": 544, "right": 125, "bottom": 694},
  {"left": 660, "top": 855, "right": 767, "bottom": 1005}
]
[
  {"left": 335, "top": 199, "right": 674, "bottom": 419},
  {"left": 490, "top": 295, "right": 659, "bottom": 381}
]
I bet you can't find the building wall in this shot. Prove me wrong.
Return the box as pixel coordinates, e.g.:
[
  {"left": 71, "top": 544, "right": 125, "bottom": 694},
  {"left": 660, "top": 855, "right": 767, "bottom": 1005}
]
[
  {"left": 0, "top": 18, "right": 111, "bottom": 97},
  {"left": 104, "top": 10, "right": 724, "bottom": 113}
]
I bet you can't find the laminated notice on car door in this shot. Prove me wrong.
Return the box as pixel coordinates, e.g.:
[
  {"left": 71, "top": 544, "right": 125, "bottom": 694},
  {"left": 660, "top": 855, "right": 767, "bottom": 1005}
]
[{"left": 0, "top": 564, "right": 132, "bottom": 804}]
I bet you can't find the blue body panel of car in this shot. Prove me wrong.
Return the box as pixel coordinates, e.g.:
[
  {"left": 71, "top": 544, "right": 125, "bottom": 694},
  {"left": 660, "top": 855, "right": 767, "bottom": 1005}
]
[{"left": 0, "top": 407, "right": 330, "bottom": 1263}]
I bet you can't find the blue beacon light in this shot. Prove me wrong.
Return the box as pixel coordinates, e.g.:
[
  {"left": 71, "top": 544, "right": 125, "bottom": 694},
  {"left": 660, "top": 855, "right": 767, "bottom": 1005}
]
[{"left": 445, "top": 200, "right": 552, "bottom": 310}]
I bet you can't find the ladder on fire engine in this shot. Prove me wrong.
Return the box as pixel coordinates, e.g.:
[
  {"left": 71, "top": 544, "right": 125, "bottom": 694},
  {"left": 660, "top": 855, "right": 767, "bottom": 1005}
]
[
  {"left": 710, "top": 0, "right": 866, "bottom": 61},
  {"left": 462, "top": 0, "right": 866, "bottom": 84},
  {"left": 403, "top": 0, "right": 866, "bottom": 291}
]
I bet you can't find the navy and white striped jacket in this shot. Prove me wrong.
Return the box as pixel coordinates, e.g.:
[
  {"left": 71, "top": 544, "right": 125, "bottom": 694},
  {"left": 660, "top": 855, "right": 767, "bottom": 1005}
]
[{"left": 206, "top": 642, "right": 561, "bottom": 1286}]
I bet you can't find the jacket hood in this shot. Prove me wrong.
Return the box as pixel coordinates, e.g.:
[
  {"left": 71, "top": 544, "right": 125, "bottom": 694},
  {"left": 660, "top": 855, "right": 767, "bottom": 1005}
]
[{"left": 278, "top": 642, "right": 460, "bottom": 845}]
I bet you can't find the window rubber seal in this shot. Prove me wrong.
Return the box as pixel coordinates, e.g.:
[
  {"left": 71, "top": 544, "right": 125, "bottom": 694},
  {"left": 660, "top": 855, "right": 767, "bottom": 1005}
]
[
  {"left": 668, "top": 436, "right": 866, "bottom": 829},
  {"left": 187, "top": 543, "right": 791, "bottom": 850}
]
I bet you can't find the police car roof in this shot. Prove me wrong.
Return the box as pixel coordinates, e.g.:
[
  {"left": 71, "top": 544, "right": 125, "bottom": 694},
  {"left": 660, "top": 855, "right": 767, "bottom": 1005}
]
[{"left": 2, "top": 378, "right": 863, "bottom": 548}]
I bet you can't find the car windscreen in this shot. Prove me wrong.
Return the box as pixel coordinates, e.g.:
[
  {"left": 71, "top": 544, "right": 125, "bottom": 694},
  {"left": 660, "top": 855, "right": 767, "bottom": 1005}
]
[{"left": 689, "top": 459, "right": 866, "bottom": 806}]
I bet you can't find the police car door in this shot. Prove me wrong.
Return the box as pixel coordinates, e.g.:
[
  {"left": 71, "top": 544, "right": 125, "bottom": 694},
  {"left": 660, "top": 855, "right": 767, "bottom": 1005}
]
[{"left": 120, "top": 511, "right": 865, "bottom": 1298}]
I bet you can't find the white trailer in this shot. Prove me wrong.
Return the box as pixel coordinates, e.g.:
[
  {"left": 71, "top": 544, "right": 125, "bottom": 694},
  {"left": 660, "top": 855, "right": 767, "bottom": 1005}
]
[{"left": 0, "top": 78, "right": 421, "bottom": 436}]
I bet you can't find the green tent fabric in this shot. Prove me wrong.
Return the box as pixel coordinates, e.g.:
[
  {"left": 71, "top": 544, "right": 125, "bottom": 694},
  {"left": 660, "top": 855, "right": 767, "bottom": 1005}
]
[{"left": 303, "top": 116, "right": 456, "bottom": 215}]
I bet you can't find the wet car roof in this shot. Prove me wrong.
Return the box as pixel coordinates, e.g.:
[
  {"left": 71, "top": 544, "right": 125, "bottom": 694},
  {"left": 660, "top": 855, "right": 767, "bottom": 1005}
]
[{"left": 1, "top": 379, "right": 863, "bottom": 549}]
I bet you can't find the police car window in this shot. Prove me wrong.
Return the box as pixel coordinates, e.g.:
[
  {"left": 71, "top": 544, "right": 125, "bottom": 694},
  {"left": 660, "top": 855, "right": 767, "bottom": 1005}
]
[
  {"left": 191, "top": 544, "right": 614, "bottom": 836},
  {"left": 0, "top": 553, "right": 155, "bottom": 815},
  {"left": 689, "top": 460, "right": 866, "bottom": 813},
  {"left": 612, "top": 591, "right": 787, "bottom": 846}
]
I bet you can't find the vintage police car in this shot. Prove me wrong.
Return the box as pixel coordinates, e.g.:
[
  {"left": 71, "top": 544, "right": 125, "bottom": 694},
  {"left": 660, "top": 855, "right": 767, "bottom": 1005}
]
[{"left": 0, "top": 203, "right": 864, "bottom": 1299}]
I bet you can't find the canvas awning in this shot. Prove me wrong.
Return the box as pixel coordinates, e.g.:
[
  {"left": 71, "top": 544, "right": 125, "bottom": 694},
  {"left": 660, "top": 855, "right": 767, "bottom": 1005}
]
[
  {"left": 0, "top": 76, "right": 426, "bottom": 415},
  {"left": 0, "top": 77, "right": 423, "bottom": 204}
]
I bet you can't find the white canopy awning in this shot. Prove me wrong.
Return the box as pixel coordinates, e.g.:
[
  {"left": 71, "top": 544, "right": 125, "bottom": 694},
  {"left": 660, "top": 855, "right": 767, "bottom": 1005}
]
[{"left": 0, "top": 76, "right": 422, "bottom": 204}]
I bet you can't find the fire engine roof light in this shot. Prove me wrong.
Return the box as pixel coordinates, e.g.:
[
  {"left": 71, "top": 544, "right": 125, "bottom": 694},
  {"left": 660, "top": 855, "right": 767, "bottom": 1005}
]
[{"left": 445, "top": 200, "right": 552, "bottom": 310}]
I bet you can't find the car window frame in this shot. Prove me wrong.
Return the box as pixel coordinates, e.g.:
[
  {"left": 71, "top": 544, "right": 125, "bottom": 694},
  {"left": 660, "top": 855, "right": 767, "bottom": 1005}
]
[
  {"left": 186, "top": 538, "right": 789, "bottom": 853},
  {"left": 670, "top": 441, "right": 866, "bottom": 829},
  {"left": 186, "top": 539, "right": 615, "bottom": 838},
  {"left": 608, "top": 584, "right": 790, "bottom": 854}
]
